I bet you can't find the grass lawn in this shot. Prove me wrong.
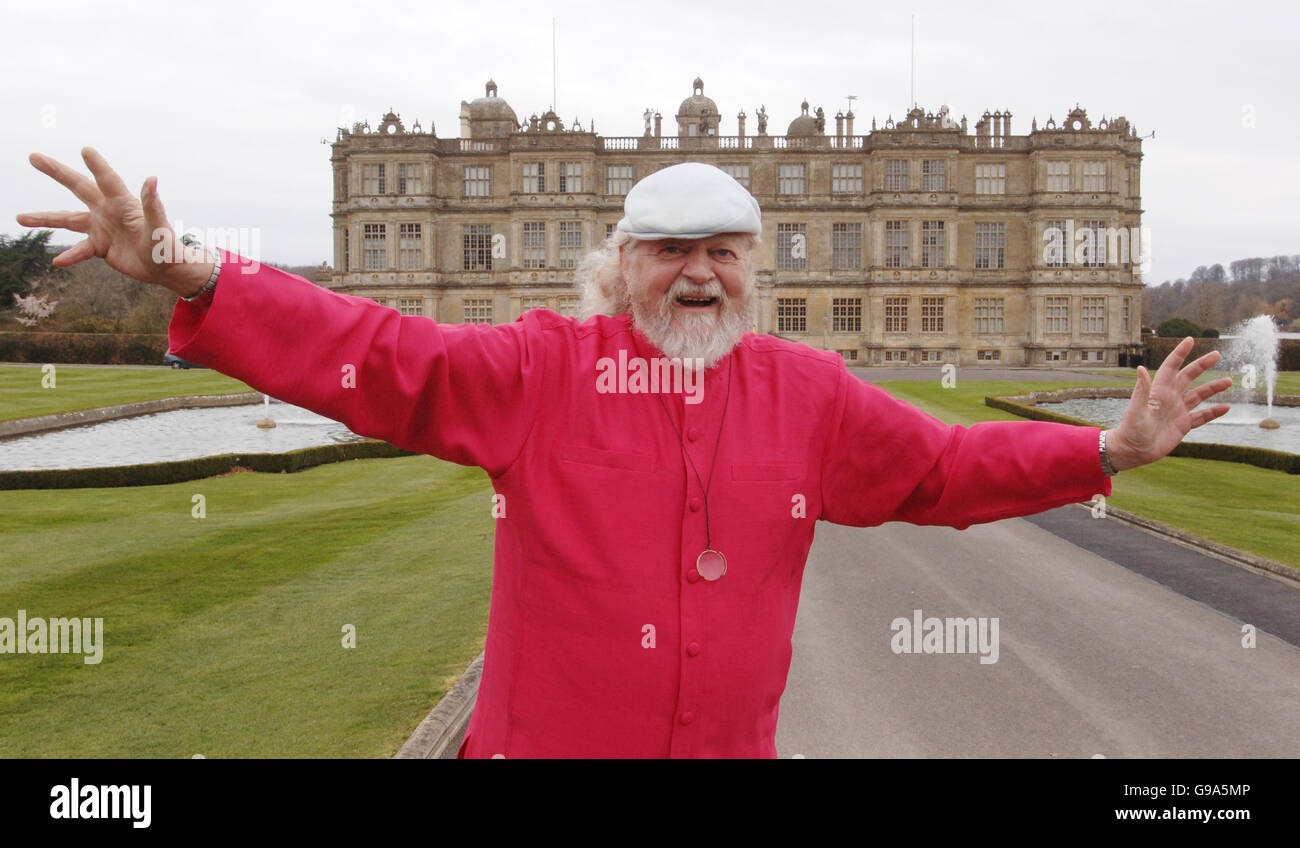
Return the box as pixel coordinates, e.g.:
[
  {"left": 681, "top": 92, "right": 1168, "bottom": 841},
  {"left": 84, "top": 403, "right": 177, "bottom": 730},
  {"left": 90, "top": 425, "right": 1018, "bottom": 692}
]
[
  {"left": 1, "top": 365, "right": 255, "bottom": 422},
  {"left": 878, "top": 378, "right": 1300, "bottom": 570},
  {"left": 2, "top": 365, "right": 1295, "bottom": 758},
  {"left": 0, "top": 455, "right": 496, "bottom": 757}
]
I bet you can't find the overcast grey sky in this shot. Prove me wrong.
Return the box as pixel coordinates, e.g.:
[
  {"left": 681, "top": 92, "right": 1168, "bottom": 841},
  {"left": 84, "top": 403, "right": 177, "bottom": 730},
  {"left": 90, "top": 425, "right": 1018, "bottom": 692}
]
[{"left": 3, "top": 0, "right": 1296, "bottom": 284}]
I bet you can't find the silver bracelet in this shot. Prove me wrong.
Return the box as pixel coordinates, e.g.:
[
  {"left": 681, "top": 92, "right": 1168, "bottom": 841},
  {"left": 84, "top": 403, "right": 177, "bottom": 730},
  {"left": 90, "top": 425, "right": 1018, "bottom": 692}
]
[
  {"left": 180, "top": 247, "right": 222, "bottom": 302},
  {"left": 1099, "top": 429, "right": 1119, "bottom": 477}
]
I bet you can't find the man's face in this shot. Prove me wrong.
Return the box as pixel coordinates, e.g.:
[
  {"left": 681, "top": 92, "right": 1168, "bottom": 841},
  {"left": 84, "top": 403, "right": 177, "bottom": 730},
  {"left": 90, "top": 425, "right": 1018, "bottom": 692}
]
[{"left": 620, "top": 234, "right": 757, "bottom": 368}]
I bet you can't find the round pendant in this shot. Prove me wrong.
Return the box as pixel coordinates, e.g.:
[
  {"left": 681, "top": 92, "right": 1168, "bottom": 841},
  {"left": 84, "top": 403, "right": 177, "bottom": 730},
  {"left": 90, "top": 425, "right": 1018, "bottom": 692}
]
[{"left": 697, "top": 548, "right": 727, "bottom": 581}]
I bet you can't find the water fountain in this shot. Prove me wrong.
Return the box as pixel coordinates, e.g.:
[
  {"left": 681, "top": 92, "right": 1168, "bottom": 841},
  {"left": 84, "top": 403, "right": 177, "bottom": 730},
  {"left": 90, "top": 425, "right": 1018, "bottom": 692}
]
[
  {"left": 257, "top": 393, "right": 276, "bottom": 429},
  {"left": 1223, "top": 315, "right": 1280, "bottom": 429}
]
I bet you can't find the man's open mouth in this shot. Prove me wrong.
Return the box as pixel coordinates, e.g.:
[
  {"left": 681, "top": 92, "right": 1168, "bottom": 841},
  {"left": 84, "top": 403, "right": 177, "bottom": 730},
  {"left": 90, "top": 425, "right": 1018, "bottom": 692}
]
[{"left": 675, "top": 295, "right": 719, "bottom": 308}]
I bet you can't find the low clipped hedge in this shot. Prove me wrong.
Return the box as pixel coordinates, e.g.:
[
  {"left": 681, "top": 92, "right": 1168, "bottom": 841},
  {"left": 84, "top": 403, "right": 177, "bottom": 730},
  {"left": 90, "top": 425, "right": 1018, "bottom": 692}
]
[
  {"left": 0, "top": 439, "right": 417, "bottom": 490},
  {"left": 1142, "top": 336, "right": 1300, "bottom": 371},
  {"left": 986, "top": 394, "right": 1300, "bottom": 474},
  {"left": 0, "top": 331, "right": 170, "bottom": 364}
]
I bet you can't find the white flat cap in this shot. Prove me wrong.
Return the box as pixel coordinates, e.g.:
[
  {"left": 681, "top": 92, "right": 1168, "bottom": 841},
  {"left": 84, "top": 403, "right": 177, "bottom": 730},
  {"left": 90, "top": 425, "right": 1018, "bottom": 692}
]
[{"left": 616, "top": 162, "right": 761, "bottom": 239}]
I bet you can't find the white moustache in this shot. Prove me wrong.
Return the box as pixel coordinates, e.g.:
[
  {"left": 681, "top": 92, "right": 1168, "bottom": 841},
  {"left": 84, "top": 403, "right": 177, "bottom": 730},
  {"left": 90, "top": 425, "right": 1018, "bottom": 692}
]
[{"left": 666, "top": 277, "right": 725, "bottom": 302}]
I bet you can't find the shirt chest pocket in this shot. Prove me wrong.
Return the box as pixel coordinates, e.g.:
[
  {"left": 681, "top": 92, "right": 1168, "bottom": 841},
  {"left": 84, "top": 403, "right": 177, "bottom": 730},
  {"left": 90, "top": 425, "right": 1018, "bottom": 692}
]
[
  {"left": 558, "top": 444, "right": 658, "bottom": 474},
  {"left": 730, "top": 461, "right": 804, "bottom": 482}
]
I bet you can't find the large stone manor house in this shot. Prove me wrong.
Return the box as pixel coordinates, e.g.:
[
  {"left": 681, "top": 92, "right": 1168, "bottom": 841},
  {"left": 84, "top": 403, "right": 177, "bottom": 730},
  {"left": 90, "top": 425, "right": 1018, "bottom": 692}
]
[{"left": 327, "top": 78, "right": 1145, "bottom": 366}]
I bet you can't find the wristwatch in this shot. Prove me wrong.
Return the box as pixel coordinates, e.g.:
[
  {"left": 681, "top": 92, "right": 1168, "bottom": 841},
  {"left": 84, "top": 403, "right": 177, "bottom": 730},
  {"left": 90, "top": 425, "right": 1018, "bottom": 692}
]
[
  {"left": 1098, "top": 429, "right": 1119, "bottom": 477},
  {"left": 180, "top": 247, "right": 222, "bottom": 303}
]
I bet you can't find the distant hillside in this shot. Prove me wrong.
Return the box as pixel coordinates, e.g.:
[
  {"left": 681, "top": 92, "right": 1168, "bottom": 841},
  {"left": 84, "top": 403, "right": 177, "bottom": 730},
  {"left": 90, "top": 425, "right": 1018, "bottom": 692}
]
[{"left": 1144, "top": 255, "right": 1299, "bottom": 331}]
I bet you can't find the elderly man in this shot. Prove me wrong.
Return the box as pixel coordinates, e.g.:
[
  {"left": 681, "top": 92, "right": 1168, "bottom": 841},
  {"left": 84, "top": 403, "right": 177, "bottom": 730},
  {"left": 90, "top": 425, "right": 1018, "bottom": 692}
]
[{"left": 19, "top": 150, "right": 1231, "bottom": 758}]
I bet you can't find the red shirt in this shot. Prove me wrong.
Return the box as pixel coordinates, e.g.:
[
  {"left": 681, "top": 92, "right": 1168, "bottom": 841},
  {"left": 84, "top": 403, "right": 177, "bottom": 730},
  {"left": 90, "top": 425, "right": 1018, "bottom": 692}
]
[{"left": 169, "top": 250, "right": 1112, "bottom": 757}]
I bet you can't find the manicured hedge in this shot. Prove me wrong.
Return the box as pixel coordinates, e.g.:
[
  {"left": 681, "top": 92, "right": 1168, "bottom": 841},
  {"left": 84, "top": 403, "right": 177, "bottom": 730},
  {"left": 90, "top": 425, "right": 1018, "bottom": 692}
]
[
  {"left": 1142, "top": 336, "right": 1300, "bottom": 371},
  {"left": 0, "top": 439, "right": 418, "bottom": 490},
  {"left": 0, "top": 332, "right": 170, "bottom": 364},
  {"left": 986, "top": 394, "right": 1300, "bottom": 474}
]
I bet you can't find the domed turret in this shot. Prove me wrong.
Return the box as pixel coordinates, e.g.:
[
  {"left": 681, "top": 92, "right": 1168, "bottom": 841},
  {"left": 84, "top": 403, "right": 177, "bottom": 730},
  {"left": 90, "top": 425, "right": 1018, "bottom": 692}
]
[
  {"left": 676, "top": 77, "right": 721, "bottom": 137},
  {"left": 460, "top": 79, "right": 519, "bottom": 139},
  {"left": 786, "top": 100, "right": 819, "bottom": 137}
]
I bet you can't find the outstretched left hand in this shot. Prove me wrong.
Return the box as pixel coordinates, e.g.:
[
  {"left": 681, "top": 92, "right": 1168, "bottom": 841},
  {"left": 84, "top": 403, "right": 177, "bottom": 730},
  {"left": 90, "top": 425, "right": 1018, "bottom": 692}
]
[{"left": 1106, "top": 336, "right": 1234, "bottom": 472}]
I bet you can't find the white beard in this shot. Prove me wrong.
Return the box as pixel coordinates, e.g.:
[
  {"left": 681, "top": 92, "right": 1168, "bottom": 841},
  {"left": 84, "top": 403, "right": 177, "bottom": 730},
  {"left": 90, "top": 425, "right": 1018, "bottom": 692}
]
[{"left": 628, "top": 272, "right": 757, "bottom": 371}]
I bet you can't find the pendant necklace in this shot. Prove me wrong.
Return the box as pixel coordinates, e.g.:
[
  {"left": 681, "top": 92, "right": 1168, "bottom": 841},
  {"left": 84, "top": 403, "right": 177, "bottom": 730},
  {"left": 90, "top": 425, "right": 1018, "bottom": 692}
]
[{"left": 649, "top": 350, "right": 735, "bottom": 582}]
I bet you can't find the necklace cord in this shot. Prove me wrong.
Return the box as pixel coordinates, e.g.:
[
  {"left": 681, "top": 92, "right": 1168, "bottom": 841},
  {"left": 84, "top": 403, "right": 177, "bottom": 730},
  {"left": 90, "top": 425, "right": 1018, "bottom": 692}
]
[{"left": 652, "top": 353, "right": 734, "bottom": 550}]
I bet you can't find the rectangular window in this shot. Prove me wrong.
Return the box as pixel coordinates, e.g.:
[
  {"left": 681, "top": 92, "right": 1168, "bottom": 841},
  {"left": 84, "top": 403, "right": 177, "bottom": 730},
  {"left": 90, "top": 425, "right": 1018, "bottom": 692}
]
[
  {"left": 343, "top": 229, "right": 349, "bottom": 272},
  {"left": 885, "top": 221, "right": 909, "bottom": 268},
  {"left": 1044, "top": 219, "right": 1070, "bottom": 267},
  {"left": 1082, "top": 161, "right": 1107, "bottom": 192},
  {"left": 521, "top": 296, "right": 547, "bottom": 312},
  {"left": 832, "top": 298, "right": 862, "bottom": 333},
  {"left": 832, "top": 222, "right": 862, "bottom": 270},
  {"left": 558, "top": 221, "right": 582, "bottom": 269},
  {"left": 463, "top": 298, "right": 493, "bottom": 324},
  {"left": 463, "top": 166, "right": 491, "bottom": 197},
  {"left": 776, "top": 223, "right": 807, "bottom": 271},
  {"left": 921, "top": 350, "right": 942, "bottom": 363},
  {"left": 559, "top": 162, "right": 582, "bottom": 193},
  {"left": 557, "top": 296, "right": 579, "bottom": 317},
  {"left": 1048, "top": 350, "right": 1067, "bottom": 362},
  {"left": 398, "top": 164, "right": 421, "bottom": 195},
  {"left": 921, "top": 297, "right": 944, "bottom": 333},
  {"left": 1123, "top": 296, "right": 1131, "bottom": 333},
  {"left": 605, "top": 223, "right": 616, "bottom": 240},
  {"left": 885, "top": 297, "right": 908, "bottom": 333},
  {"left": 974, "top": 297, "right": 1004, "bottom": 334},
  {"left": 1080, "top": 220, "right": 1107, "bottom": 266},
  {"left": 837, "top": 349, "right": 859, "bottom": 362},
  {"left": 462, "top": 224, "right": 492, "bottom": 271},
  {"left": 885, "top": 159, "right": 908, "bottom": 191},
  {"left": 1046, "top": 296, "right": 1069, "bottom": 334},
  {"left": 778, "top": 163, "right": 807, "bottom": 195},
  {"left": 1046, "top": 160, "right": 1070, "bottom": 192},
  {"left": 522, "top": 221, "right": 546, "bottom": 269},
  {"left": 720, "top": 164, "right": 750, "bottom": 189},
  {"left": 362, "top": 163, "right": 386, "bottom": 195},
  {"left": 884, "top": 350, "right": 907, "bottom": 363},
  {"left": 398, "top": 298, "right": 423, "bottom": 316},
  {"left": 977, "top": 349, "right": 1001, "bottom": 361},
  {"left": 523, "top": 162, "right": 545, "bottom": 193},
  {"left": 363, "top": 223, "right": 386, "bottom": 271},
  {"left": 975, "top": 163, "right": 1006, "bottom": 195},
  {"left": 1082, "top": 296, "right": 1107, "bottom": 333},
  {"left": 606, "top": 165, "right": 634, "bottom": 195},
  {"left": 922, "top": 159, "right": 947, "bottom": 191},
  {"left": 921, "top": 221, "right": 945, "bottom": 268},
  {"left": 398, "top": 223, "right": 422, "bottom": 270},
  {"left": 776, "top": 298, "right": 807, "bottom": 333},
  {"left": 974, "top": 222, "right": 1005, "bottom": 269},
  {"left": 832, "top": 164, "right": 863, "bottom": 194}
]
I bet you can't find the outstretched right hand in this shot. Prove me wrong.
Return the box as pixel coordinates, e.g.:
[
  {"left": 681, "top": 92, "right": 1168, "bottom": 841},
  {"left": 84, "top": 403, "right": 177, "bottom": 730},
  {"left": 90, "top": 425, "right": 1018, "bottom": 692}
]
[{"left": 16, "top": 147, "right": 213, "bottom": 296}]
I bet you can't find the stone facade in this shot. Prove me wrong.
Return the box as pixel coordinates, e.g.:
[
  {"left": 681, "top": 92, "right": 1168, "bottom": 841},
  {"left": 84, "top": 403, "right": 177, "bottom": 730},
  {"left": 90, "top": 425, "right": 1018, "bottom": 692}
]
[{"left": 328, "top": 79, "right": 1145, "bottom": 366}]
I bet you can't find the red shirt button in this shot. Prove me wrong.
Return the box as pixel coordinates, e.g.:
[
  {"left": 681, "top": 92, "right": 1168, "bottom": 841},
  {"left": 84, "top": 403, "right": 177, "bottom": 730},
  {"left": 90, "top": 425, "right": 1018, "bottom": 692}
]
[
  {"left": 686, "top": 568, "right": 700, "bottom": 583},
  {"left": 686, "top": 427, "right": 700, "bottom": 442},
  {"left": 689, "top": 497, "right": 702, "bottom": 512},
  {"left": 687, "top": 641, "right": 701, "bottom": 657},
  {"left": 679, "top": 711, "right": 695, "bottom": 725}
]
